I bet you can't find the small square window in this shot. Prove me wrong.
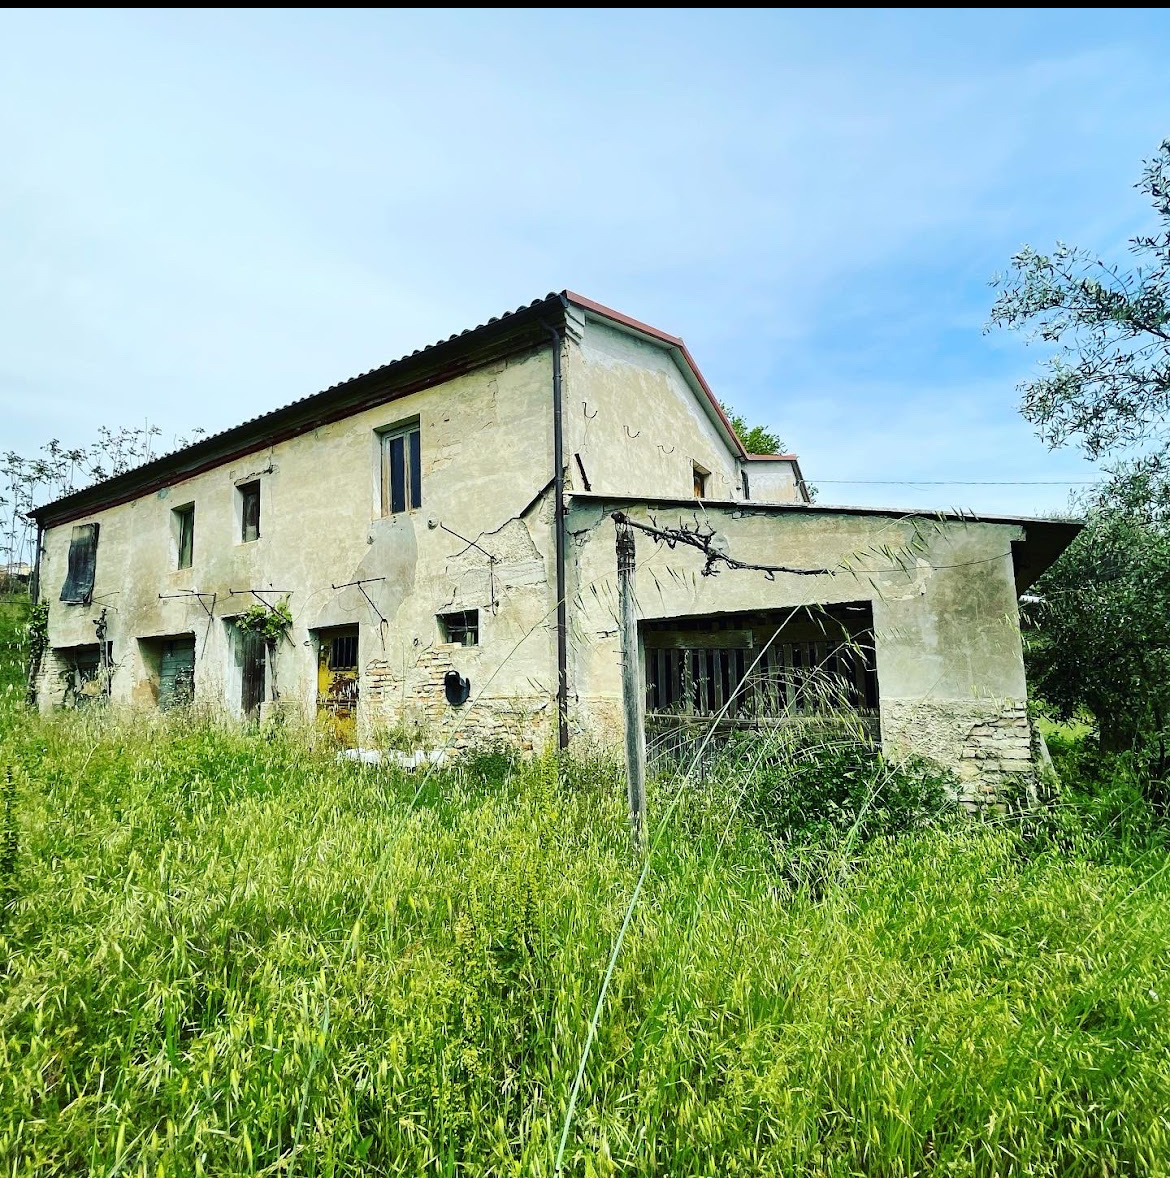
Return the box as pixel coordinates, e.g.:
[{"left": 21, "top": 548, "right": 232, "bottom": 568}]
[
  {"left": 239, "top": 481, "right": 261, "bottom": 542},
  {"left": 693, "top": 464, "right": 710, "bottom": 499},
  {"left": 380, "top": 420, "right": 421, "bottom": 516},
  {"left": 173, "top": 503, "right": 195, "bottom": 569},
  {"left": 438, "top": 609, "right": 479, "bottom": 646}
]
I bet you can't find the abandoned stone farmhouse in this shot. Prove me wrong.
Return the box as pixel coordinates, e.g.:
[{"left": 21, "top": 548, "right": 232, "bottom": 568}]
[{"left": 29, "top": 291, "right": 1078, "bottom": 795}]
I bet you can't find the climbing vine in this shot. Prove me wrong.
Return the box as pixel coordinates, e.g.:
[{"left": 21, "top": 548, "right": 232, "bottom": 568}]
[
  {"left": 234, "top": 598, "right": 293, "bottom": 643},
  {"left": 25, "top": 601, "right": 48, "bottom": 706}
]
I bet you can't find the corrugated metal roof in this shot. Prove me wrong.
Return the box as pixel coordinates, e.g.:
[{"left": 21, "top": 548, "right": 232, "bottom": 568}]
[
  {"left": 31, "top": 292, "right": 568, "bottom": 523},
  {"left": 30, "top": 289, "right": 804, "bottom": 525}
]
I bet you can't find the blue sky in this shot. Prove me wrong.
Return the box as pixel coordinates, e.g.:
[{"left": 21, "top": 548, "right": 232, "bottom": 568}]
[{"left": 2, "top": 9, "right": 1169, "bottom": 516}]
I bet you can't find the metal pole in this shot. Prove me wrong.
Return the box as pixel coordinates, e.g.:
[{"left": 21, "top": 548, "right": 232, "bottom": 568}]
[{"left": 615, "top": 514, "right": 647, "bottom": 848}]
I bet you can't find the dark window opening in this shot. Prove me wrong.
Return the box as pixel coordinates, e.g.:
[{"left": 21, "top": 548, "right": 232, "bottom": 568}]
[
  {"left": 380, "top": 420, "right": 421, "bottom": 516},
  {"left": 60, "top": 522, "right": 99, "bottom": 604},
  {"left": 438, "top": 609, "right": 479, "bottom": 646},
  {"left": 643, "top": 605, "right": 878, "bottom": 721},
  {"left": 328, "top": 631, "right": 359, "bottom": 670},
  {"left": 239, "top": 481, "right": 261, "bottom": 543},
  {"left": 174, "top": 504, "right": 194, "bottom": 569},
  {"left": 693, "top": 464, "right": 709, "bottom": 499},
  {"left": 55, "top": 642, "right": 113, "bottom": 707},
  {"left": 741, "top": 470, "right": 750, "bottom": 500}
]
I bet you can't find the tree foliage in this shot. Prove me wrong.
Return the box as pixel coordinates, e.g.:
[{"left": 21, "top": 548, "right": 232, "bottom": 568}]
[
  {"left": 721, "top": 403, "right": 786, "bottom": 456},
  {"left": 234, "top": 598, "right": 294, "bottom": 643},
  {"left": 989, "top": 139, "right": 1170, "bottom": 467},
  {"left": 992, "top": 139, "right": 1170, "bottom": 762},
  {"left": 1022, "top": 514, "right": 1170, "bottom": 756}
]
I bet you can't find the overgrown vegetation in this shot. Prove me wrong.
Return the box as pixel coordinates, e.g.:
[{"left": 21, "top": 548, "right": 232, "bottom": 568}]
[
  {"left": 1022, "top": 513, "right": 1170, "bottom": 762},
  {"left": 2, "top": 686, "right": 1170, "bottom": 1174},
  {"left": 992, "top": 138, "right": 1170, "bottom": 789},
  {"left": 0, "top": 594, "right": 29, "bottom": 698},
  {"left": 233, "top": 597, "right": 294, "bottom": 642}
]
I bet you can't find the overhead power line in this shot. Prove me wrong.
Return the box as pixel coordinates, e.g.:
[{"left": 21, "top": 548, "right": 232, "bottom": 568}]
[{"left": 810, "top": 479, "right": 1099, "bottom": 486}]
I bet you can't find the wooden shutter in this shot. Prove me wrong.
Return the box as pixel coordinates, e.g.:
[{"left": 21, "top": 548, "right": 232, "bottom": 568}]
[
  {"left": 60, "top": 523, "right": 99, "bottom": 604},
  {"left": 408, "top": 427, "right": 422, "bottom": 509},
  {"left": 159, "top": 638, "right": 196, "bottom": 709}
]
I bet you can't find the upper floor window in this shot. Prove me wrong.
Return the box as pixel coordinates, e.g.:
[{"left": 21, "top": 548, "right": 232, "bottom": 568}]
[
  {"left": 380, "top": 419, "right": 421, "bottom": 516},
  {"left": 60, "top": 522, "right": 99, "bottom": 604},
  {"left": 173, "top": 503, "right": 195, "bottom": 569},
  {"left": 239, "top": 481, "right": 261, "bottom": 542},
  {"left": 693, "top": 463, "right": 710, "bottom": 499}
]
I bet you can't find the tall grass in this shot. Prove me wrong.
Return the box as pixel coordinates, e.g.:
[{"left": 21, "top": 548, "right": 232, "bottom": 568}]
[{"left": 2, "top": 694, "right": 1170, "bottom": 1175}]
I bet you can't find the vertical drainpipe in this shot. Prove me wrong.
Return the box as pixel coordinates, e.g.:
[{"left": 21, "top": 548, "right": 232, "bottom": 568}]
[
  {"left": 545, "top": 322, "right": 570, "bottom": 750},
  {"left": 30, "top": 521, "right": 43, "bottom": 605}
]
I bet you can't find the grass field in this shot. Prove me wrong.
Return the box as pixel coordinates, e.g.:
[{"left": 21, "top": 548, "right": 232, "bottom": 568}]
[{"left": 2, "top": 601, "right": 1170, "bottom": 1175}]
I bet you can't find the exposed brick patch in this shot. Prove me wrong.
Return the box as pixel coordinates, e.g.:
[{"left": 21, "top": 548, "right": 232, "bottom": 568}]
[{"left": 362, "top": 649, "right": 551, "bottom": 754}]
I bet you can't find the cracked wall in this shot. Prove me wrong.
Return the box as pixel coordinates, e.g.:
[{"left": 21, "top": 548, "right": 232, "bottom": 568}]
[{"left": 34, "top": 313, "right": 1036, "bottom": 795}]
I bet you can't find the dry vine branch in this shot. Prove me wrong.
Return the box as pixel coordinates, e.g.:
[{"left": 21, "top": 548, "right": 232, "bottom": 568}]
[{"left": 611, "top": 511, "right": 831, "bottom": 579}]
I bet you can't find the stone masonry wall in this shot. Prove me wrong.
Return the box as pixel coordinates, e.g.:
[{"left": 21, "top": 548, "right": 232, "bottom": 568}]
[{"left": 881, "top": 697, "right": 1034, "bottom": 806}]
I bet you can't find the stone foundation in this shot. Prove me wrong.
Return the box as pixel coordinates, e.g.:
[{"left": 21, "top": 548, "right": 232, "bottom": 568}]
[{"left": 881, "top": 697, "right": 1033, "bottom": 805}]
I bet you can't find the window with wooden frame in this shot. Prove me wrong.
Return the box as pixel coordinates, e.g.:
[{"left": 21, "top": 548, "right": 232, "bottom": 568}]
[
  {"left": 438, "top": 609, "right": 479, "bottom": 646},
  {"left": 693, "top": 463, "right": 710, "bottom": 499},
  {"left": 380, "top": 419, "right": 422, "bottom": 516},
  {"left": 173, "top": 503, "right": 195, "bottom": 569},
  {"left": 238, "top": 481, "right": 261, "bottom": 543}
]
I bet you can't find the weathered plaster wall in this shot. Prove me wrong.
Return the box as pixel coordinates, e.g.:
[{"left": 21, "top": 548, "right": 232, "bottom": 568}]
[
  {"left": 741, "top": 458, "right": 803, "bottom": 504},
  {"left": 37, "top": 347, "right": 561, "bottom": 749},
  {"left": 565, "top": 319, "right": 745, "bottom": 502},
  {"left": 35, "top": 320, "right": 1037, "bottom": 800},
  {"left": 565, "top": 499, "right": 1033, "bottom": 797}
]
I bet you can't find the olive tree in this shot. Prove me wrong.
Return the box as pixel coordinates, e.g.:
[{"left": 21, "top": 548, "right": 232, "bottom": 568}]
[{"left": 992, "top": 139, "right": 1170, "bottom": 764}]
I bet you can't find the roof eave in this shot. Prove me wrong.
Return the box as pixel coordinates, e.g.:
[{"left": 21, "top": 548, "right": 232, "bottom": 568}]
[
  {"left": 564, "top": 291, "right": 750, "bottom": 460},
  {"left": 566, "top": 490, "right": 1081, "bottom": 589},
  {"left": 32, "top": 293, "right": 570, "bottom": 527}
]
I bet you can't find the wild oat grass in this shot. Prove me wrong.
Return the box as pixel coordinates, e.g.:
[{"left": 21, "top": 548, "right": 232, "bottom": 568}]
[{"left": 1, "top": 692, "right": 1170, "bottom": 1175}]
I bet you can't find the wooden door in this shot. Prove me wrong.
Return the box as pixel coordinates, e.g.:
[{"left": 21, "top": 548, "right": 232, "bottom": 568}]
[{"left": 239, "top": 630, "right": 266, "bottom": 720}]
